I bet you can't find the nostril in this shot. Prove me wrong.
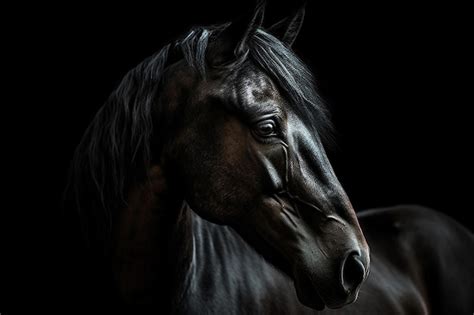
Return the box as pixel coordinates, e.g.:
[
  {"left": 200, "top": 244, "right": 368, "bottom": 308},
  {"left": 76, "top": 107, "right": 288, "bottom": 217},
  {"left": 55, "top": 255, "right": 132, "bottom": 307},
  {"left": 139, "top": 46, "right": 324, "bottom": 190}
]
[{"left": 341, "top": 252, "right": 366, "bottom": 294}]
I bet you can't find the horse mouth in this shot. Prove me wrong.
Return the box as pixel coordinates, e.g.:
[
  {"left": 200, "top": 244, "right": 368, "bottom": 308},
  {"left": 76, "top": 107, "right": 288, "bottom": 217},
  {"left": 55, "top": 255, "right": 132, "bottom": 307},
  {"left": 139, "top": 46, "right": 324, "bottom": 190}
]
[{"left": 294, "top": 269, "right": 325, "bottom": 310}]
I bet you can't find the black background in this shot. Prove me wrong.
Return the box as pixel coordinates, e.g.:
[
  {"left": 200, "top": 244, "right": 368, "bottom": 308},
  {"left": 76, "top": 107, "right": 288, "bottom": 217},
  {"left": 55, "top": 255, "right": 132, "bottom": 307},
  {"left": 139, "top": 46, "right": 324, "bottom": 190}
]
[{"left": 2, "top": 1, "right": 472, "bottom": 313}]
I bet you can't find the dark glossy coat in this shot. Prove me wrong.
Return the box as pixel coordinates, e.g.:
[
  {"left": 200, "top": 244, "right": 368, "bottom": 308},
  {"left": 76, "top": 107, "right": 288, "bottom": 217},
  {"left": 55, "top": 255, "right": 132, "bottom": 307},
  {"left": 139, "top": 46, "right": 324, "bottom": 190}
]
[{"left": 68, "top": 2, "right": 474, "bottom": 314}]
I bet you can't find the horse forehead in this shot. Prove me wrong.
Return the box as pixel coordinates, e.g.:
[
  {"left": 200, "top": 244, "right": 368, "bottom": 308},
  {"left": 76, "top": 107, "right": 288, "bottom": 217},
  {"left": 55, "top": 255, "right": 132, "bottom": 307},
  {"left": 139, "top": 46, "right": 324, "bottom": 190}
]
[{"left": 235, "top": 68, "right": 279, "bottom": 104}]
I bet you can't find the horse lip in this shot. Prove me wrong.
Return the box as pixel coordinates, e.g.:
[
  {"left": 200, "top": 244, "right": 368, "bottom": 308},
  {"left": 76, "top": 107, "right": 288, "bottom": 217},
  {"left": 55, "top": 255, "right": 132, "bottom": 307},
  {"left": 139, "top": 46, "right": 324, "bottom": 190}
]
[
  {"left": 293, "top": 268, "right": 326, "bottom": 310},
  {"left": 294, "top": 266, "right": 361, "bottom": 310}
]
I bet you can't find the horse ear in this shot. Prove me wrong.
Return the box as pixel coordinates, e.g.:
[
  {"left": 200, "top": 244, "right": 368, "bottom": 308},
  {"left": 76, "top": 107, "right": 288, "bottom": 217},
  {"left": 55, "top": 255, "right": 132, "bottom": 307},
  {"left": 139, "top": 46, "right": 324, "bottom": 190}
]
[
  {"left": 267, "top": 3, "right": 306, "bottom": 47},
  {"left": 231, "top": 0, "right": 266, "bottom": 55},
  {"left": 209, "top": 0, "right": 265, "bottom": 66}
]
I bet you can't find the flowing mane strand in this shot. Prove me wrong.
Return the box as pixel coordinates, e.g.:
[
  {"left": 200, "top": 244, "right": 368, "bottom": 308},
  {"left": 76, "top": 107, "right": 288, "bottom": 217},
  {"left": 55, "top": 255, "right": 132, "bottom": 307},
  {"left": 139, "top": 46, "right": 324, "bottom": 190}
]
[{"left": 66, "top": 24, "right": 332, "bottom": 248}]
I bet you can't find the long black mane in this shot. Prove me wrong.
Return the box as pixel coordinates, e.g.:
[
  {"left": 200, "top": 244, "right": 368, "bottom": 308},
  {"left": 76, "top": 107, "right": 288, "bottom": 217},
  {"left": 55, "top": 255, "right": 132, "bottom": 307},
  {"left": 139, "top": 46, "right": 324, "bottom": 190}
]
[{"left": 66, "top": 24, "right": 332, "bottom": 248}]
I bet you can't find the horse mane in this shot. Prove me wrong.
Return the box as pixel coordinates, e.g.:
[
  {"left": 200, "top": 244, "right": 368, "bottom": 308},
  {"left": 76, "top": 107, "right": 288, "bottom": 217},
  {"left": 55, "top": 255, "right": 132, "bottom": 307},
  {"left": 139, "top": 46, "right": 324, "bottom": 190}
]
[{"left": 65, "top": 24, "right": 333, "bottom": 250}]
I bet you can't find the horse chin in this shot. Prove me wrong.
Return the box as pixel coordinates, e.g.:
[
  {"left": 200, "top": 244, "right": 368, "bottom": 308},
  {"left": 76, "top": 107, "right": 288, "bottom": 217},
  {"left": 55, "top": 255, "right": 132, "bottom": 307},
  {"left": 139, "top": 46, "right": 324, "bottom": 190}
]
[{"left": 293, "top": 269, "right": 325, "bottom": 310}]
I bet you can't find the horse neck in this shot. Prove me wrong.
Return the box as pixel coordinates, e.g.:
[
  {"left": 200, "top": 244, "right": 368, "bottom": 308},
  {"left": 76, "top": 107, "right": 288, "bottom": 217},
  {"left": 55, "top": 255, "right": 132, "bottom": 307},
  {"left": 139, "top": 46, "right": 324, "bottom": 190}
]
[
  {"left": 112, "top": 166, "right": 194, "bottom": 310},
  {"left": 111, "top": 167, "right": 285, "bottom": 311}
]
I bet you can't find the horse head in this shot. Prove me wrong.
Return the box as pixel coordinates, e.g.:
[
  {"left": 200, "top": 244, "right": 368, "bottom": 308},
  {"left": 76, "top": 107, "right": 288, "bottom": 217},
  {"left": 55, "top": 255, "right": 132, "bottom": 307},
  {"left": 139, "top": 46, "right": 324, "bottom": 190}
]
[{"left": 155, "top": 2, "right": 370, "bottom": 309}]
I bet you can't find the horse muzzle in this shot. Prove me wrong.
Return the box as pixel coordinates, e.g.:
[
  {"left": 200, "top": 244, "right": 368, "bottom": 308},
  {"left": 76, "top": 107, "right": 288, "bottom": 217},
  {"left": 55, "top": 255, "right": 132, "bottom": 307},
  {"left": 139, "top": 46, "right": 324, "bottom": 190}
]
[{"left": 293, "top": 247, "right": 369, "bottom": 310}]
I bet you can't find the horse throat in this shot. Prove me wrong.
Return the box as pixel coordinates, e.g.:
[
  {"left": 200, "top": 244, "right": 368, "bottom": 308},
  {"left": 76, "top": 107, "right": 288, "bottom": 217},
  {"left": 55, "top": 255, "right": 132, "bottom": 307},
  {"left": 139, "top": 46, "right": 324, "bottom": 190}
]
[{"left": 112, "top": 166, "right": 194, "bottom": 310}]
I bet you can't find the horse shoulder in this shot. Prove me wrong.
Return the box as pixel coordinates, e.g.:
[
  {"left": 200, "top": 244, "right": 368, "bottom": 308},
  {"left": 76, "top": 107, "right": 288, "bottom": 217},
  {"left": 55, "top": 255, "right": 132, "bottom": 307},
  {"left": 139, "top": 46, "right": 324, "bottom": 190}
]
[{"left": 357, "top": 205, "right": 474, "bottom": 314}]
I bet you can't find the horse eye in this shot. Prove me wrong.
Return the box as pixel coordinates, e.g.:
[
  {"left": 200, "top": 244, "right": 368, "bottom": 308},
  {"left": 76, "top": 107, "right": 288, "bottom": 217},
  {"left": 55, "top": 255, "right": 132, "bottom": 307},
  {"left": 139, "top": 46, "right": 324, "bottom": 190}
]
[{"left": 255, "top": 119, "right": 276, "bottom": 137}]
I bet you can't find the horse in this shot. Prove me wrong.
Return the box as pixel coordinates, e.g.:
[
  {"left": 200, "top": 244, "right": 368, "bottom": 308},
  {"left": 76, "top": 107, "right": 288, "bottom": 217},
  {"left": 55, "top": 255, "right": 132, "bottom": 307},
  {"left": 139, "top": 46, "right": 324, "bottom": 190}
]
[{"left": 66, "top": 2, "right": 474, "bottom": 314}]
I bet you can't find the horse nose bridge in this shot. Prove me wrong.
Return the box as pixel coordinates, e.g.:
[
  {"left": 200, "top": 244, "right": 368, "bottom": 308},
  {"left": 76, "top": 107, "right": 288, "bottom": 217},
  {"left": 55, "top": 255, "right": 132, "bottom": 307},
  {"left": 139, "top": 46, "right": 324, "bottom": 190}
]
[
  {"left": 290, "top": 179, "right": 353, "bottom": 221},
  {"left": 285, "top": 137, "right": 368, "bottom": 244},
  {"left": 288, "top": 129, "right": 338, "bottom": 184},
  {"left": 289, "top": 153, "right": 350, "bottom": 213},
  {"left": 292, "top": 191, "right": 369, "bottom": 257},
  {"left": 295, "top": 149, "right": 337, "bottom": 188}
]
